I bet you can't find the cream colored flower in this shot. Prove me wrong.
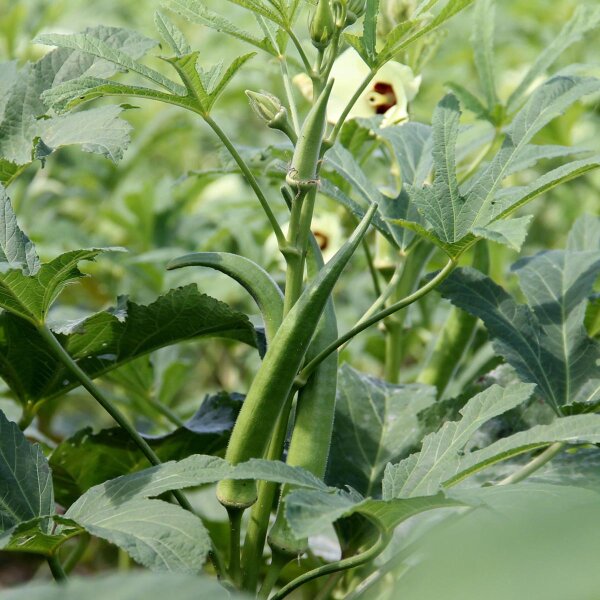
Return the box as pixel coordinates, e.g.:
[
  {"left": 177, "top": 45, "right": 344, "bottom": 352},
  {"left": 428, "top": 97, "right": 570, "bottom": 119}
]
[{"left": 328, "top": 48, "right": 421, "bottom": 126}]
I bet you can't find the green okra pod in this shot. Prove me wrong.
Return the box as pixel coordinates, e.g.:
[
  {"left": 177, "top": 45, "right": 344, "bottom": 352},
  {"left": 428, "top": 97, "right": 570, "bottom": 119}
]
[
  {"left": 217, "top": 202, "right": 377, "bottom": 509},
  {"left": 286, "top": 79, "right": 334, "bottom": 193},
  {"left": 167, "top": 251, "right": 284, "bottom": 344},
  {"left": 268, "top": 237, "right": 339, "bottom": 555}
]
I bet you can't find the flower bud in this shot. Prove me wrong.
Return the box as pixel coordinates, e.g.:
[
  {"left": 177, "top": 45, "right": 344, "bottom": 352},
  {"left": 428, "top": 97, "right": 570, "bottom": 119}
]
[
  {"left": 310, "top": 0, "right": 336, "bottom": 49},
  {"left": 344, "top": 0, "right": 366, "bottom": 26},
  {"left": 246, "top": 90, "right": 296, "bottom": 141}
]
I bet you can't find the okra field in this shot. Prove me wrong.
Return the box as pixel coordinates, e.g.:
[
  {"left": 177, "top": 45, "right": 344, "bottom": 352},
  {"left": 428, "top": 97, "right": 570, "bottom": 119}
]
[{"left": 1, "top": 0, "right": 600, "bottom": 597}]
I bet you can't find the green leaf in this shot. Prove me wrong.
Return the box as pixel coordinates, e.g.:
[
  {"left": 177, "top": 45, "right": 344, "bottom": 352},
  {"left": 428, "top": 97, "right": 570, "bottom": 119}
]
[
  {"left": 205, "top": 52, "right": 256, "bottom": 112},
  {"left": 568, "top": 214, "right": 600, "bottom": 252},
  {"left": 154, "top": 10, "right": 192, "bottom": 56},
  {"left": 0, "top": 185, "right": 39, "bottom": 274},
  {"left": 0, "top": 516, "right": 82, "bottom": 556},
  {"left": 0, "top": 573, "right": 237, "bottom": 600},
  {"left": 363, "top": 0, "right": 380, "bottom": 65},
  {"left": 325, "top": 364, "right": 436, "bottom": 496},
  {"left": 507, "top": 6, "right": 600, "bottom": 113},
  {"left": 0, "top": 411, "right": 54, "bottom": 535},
  {"left": 285, "top": 488, "right": 459, "bottom": 538},
  {"left": 471, "top": 0, "right": 497, "bottom": 110},
  {"left": 0, "top": 247, "right": 110, "bottom": 325},
  {"left": 409, "top": 94, "right": 463, "bottom": 243},
  {"left": 472, "top": 215, "right": 532, "bottom": 251},
  {"left": 66, "top": 496, "right": 211, "bottom": 573},
  {"left": 438, "top": 236, "right": 600, "bottom": 411},
  {"left": 34, "top": 31, "right": 184, "bottom": 95},
  {"left": 163, "top": 0, "right": 277, "bottom": 54},
  {"left": 0, "top": 284, "right": 261, "bottom": 406},
  {"left": 382, "top": 383, "right": 535, "bottom": 498},
  {"left": 0, "top": 27, "right": 155, "bottom": 182},
  {"left": 445, "top": 82, "right": 489, "bottom": 121},
  {"left": 50, "top": 392, "right": 244, "bottom": 507},
  {"left": 464, "top": 76, "right": 600, "bottom": 232},
  {"left": 447, "top": 414, "right": 600, "bottom": 487}
]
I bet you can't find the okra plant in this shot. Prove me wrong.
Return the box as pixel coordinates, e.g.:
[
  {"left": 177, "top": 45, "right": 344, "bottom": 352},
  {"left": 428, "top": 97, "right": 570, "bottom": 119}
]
[{"left": 1, "top": 0, "right": 600, "bottom": 598}]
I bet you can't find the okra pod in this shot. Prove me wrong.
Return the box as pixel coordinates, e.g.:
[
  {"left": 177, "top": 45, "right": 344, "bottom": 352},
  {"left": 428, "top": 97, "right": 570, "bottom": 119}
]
[{"left": 217, "top": 203, "right": 377, "bottom": 508}]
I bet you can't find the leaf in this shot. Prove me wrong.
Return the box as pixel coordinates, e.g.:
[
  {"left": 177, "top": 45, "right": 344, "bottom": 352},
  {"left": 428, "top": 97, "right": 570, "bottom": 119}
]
[
  {"left": 472, "top": 215, "right": 532, "bottom": 251},
  {"left": 382, "top": 383, "right": 535, "bottom": 498},
  {"left": 205, "top": 52, "right": 256, "bottom": 112},
  {"left": 464, "top": 76, "right": 600, "bottom": 232},
  {"left": 0, "top": 185, "right": 39, "bottom": 275},
  {"left": 448, "top": 414, "right": 600, "bottom": 487},
  {"left": 0, "top": 573, "right": 237, "bottom": 600},
  {"left": 0, "top": 26, "right": 157, "bottom": 183},
  {"left": 568, "top": 214, "right": 600, "bottom": 252},
  {"left": 285, "top": 487, "right": 459, "bottom": 538},
  {"left": 438, "top": 237, "right": 600, "bottom": 411},
  {"left": 325, "top": 364, "right": 436, "bottom": 496},
  {"left": 0, "top": 247, "right": 110, "bottom": 325},
  {"left": 507, "top": 5, "right": 600, "bottom": 113},
  {"left": 445, "top": 82, "right": 489, "bottom": 120},
  {"left": 34, "top": 32, "right": 184, "bottom": 94},
  {"left": 50, "top": 392, "right": 244, "bottom": 507},
  {"left": 0, "top": 411, "right": 54, "bottom": 535},
  {"left": 0, "top": 516, "right": 82, "bottom": 556},
  {"left": 363, "top": 0, "right": 380, "bottom": 65},
  {"left": 0, "top": 285, "right": 261, "bottom": 406},
  {"left": 154, "top": 10, "right": 192, "bottom": 56},
  {"left": 67, "top": 497, "right": 211, "bottom": 573},
  {"left": 163, "top": 0, "right": 277, "bottom": 54},
  {"left": 409, "top": 94, "right": 463, "bottom": 243},
  {"left": 471, "top": 0, "right": 497, "bottom": 110}
]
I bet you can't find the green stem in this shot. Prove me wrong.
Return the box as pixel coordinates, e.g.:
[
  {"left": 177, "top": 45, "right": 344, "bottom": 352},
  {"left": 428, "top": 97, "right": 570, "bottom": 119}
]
[
  {"left": 269, "top": 523, "right": 391, "bottom": 600},
  {"left": 497, "top": 443, "right": 565, "bottom": 486},
  {"left": 286, "top": 28, "right": 313, "bottom": 74},
  {"left": 62, "top": 533, "right": 91, "bottom": 574},
  {"left": 47, "top": 556, "right": 67, "bottom": 582},
  {"left": 146, "top": 396, "right": 186, "bottom": 428},
  {"left": 362, "top": 234, "right": 383, "bottom": 298},
  {"left": 297, "top": 259, "right": 456, "bottom": 384},
  {"left": 227, "top": 507, "right": 244, "bottom": 586},
  {"left": 204, "top": 115, "right": 286, "bottom": 248},
  {"left": 279, "top": 56, "right": 301, "bottom": 134},
  {"left": 36, "top": 324, "right": 194, "bottom": 516},
  {"left": 326, "top": 71, "right": 375, "bottom": 145},
  {"left": 257, "top": 551, "right": 290, "bottom": 599}
]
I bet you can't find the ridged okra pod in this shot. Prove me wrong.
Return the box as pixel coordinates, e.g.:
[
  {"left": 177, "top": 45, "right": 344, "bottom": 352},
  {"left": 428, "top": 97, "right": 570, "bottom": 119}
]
[
  {"left": 286, "top": 79, "right": 334, "bottom": 192},
  {"left": 217, "top": 203, "right": 377, "bottom": 509},
  {"left": 268, "top": 238, "right": 338, "bottom": 555}
]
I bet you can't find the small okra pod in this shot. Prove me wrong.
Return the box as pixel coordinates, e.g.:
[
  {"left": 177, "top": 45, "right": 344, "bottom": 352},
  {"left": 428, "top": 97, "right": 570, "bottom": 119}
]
[{"left": 286, "top": 79, "right": 334, "bottom": 193}]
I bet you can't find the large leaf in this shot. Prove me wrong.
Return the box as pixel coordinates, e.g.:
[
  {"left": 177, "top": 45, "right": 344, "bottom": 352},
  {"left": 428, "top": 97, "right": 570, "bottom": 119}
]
[
  {"left": 471, "top": 0, "right": 497, "bottom": 110},
  {"left": 0, "top": 411, "right": 54, "bottom": 535},
  {"left": 50, "top": 391, "right": 244, "bottom": 507},
  {"left": 325, "top": 364, "right": 436, "bottom": 496},
  {"left": 382, "top": 383, "right": 535, "bottom": 498},
  {"left": 0, "top": 573, "right": 237, "bottom": 600},
  {"left": 438, "top": 230, "right": 600, "bottom": 411},
  {"left": 0, "top": 285, "right": 261, "bottom": 406},
  {"left": 0, "top": 26, "right": 154, "bottom": 183}
]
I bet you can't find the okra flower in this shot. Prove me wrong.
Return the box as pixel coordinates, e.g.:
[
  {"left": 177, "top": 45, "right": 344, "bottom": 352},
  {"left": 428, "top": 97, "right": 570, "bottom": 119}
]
[{"left": 323, "top": 48, "right": 421, "bottom": 126}]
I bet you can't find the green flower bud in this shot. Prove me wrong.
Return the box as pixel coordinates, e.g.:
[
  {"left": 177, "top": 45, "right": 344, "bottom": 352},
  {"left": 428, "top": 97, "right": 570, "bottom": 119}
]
[
  {"left": 310, "top": 0, "right": 336, "bottom": 49},
  {"left": 344, "top": 0, "right": 366, "bottom": 26},
  {"left": 246, "top": 90, "right": 297, "bottom": 142}
]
